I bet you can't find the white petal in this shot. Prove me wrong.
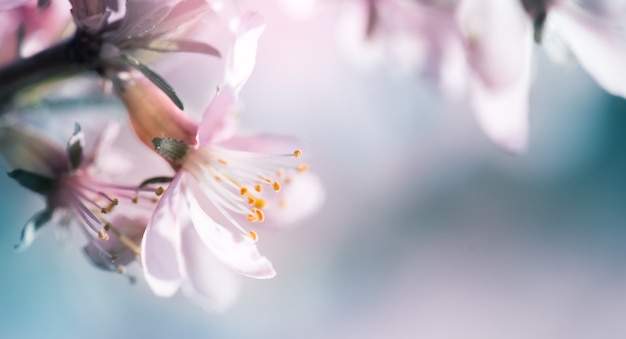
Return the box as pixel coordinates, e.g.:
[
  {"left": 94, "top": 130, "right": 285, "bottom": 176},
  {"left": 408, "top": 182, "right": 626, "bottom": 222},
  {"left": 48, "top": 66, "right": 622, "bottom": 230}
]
[
  {"left": 185, "top": 188, "right": 276, "bottom": 279},
  {"left": 197, "top": 86, "right": 238, "bottom": 146},
  {"left": 141, "top": 174, "right": 185, "bottom": 297},
  {"left": 547, "top": 3, "right": 626, "bottom": 98},
  {"left": 470, "top": 29, "right": 534, "bottom": 154},
  {"left": 180, "top": 223, "right": 241, "bottom": 313},
  {"left": 457, "top": 0, "right": 530, "bottom": 87},
  {"left": 225, "top": 11, "right": 265, "bottom": 93}
]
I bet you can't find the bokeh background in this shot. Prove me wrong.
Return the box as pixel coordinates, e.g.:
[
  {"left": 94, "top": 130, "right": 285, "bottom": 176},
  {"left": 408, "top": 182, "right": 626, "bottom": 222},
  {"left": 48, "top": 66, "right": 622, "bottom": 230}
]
[{"left": 2, "top": 1, "right": 626, "bottom": 338}]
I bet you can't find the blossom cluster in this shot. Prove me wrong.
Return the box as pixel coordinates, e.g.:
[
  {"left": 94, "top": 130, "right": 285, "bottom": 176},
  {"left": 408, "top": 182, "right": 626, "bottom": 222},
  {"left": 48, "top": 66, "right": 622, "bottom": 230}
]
[
  {"left": 0, "top": 0, "right": 323, "bottom": 312},
  {"left": 2, "top": 0, "right": 626, "bottom": 314},
  {"left": 315, "top": 0, "right": 626, "bottom": 153}
]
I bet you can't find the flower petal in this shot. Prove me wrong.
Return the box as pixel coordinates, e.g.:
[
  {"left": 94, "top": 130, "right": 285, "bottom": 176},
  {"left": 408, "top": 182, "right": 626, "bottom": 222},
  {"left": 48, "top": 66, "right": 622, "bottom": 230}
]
[
  {"left": 547, "top": 2, "right": 626, "bottom": 98},
  {"left": 0, "top": 122, "right": 67, "bottom": 177},
  {"left": 0, "top": 0, "right": 29, "bottom": 10},
  {"left": 197, "top": 86, "right": 238, "bottom": 146},
  {"left": 217, "top": 134, "right": 301, "bottom": 153},
  {"left": 225, "top": 11, "right": 265, "bottom": 92},
  {"left": 185, "top": 188, "right": 276, "bottom": 279},
  {"left": 457, "top": 0, "right": 530, "bottom": 87},
  {"left": 141, "top": 174, "right": 186, "bottom": 297},
  {"left": 469, "top": 32, "right": 534, "bottom": 154},
  {"left": 180, "top": 222, "right": 241, "bottom": 312}
]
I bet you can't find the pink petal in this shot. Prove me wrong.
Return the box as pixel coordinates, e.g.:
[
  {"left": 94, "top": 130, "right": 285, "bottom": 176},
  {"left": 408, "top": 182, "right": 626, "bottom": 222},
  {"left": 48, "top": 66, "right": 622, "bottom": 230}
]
[
  {"left": 457, "top": 0, "right": 530, "bottom": 87},
  {"left": 180, "top": 222, "right": 241, "bottom": 312},
  {"left": 0, "top": 0, "right": 29, "bottom": 10},
  {"left": 469, "top": 33, "right": 534, "bottom": 154},
  {"left": 141, "top": 174, "right": 186, "bottom": 297},
  {"left": 197, "top": 86, "right": 238, "bottom": 146},
  {"left": 217, "top": 134, "right": 301, "bottom": 153},
  {"left": 185, "top": 188, "right": 276, "bottom": 279},
  {"left": 547, "top": 3, "right": 626, "bottom": 98},
  {"left": 225, "top": 11, "right": 265, "bottom": 92}
]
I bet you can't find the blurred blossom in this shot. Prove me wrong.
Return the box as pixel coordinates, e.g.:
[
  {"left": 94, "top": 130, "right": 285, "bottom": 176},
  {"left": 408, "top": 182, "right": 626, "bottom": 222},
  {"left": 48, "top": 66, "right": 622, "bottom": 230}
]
[
  {"left": 0, "top": 0, "right": 71, "bottom": 65},
  {"left": 0, "top": 120, "right": 161, "bottom": 275},
  {"left": 328, "top": 0, "right": 626, "bottom": 153}
]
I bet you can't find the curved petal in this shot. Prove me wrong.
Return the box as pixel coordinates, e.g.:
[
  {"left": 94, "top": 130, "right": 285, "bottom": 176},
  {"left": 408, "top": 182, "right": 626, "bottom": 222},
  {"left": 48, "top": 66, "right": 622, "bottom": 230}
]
[
  {"left": 217, "top": 134, "right": 302, "bottom": 153},
  {"left": 180, "top": 222, "right": 241, "bottom": 313},
  {"left": 141, "top": 173, "right": 185, "bottom": 297},
  {"left": 225, "top": 11, "right": 265, "bottom": 93},
  {"left": 547, "top": 3, "right": 626, "bottom": 98},
  {"left": 469, "top": 30, "right": 533, "bottom": 154},
  {"left": 185, "top": 188, "right": 276, "bottom": 279},
  {"left": 457, "top": 0, "right": 530, "bottom": 87},
  {"left": 197, "top": 86, "right": 238, "bottom": 146}
]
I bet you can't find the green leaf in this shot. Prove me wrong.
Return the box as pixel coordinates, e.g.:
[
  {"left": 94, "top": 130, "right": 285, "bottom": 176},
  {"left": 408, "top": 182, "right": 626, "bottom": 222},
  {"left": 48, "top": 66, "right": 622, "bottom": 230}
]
[
  {"left": 119, "top": 53, "right": 184, "bottom": 110},
  {"left": 7, "top": 169, "right": 56, "bottom": 195},
  {"left": 143, "top": 39, "right": 221, "bottom": 57},
  {"left": 66, "top": 123, "right": 84, "bottom": 170}
]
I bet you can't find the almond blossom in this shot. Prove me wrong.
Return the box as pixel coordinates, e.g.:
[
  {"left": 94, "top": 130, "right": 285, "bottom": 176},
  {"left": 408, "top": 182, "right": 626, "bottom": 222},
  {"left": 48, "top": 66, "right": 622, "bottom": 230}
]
[
  {"left": 114, "top": 11, "right": 324, "bottom": 311},
  {"left": 0, "top": 121, "right": 163, "bottom": 273}
]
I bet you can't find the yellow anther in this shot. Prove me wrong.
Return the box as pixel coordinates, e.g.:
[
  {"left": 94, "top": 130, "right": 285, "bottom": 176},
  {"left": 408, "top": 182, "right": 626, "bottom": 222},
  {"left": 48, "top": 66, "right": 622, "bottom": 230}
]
[
  {"left": 247, "top": 196, "right": 256, "bottom": 204},
  {"left": 240, "top": 187, "right": 248, "bottom": 196},
  {"left": 255, "top": 184, "right": 263, "bottom": 192},
  {"left": 293, "top": 149, "right": 303, "bottom": 158},
  {"left": 155, "top": 187, "right": 164, "bottom": 196},
  {"left": 273, "top": 182, "right": 281, "bottom": 192},
  {"left": 254, "top": 198, "right": 267, "bottom": 209},
  {"left": 247, "top": 213, "right": 257, "bottom": 222},
  {"left": 277, "top": 169, "right": 285, "bottom": 178},
  {"left": 248, "top": 230, "right": 258, "bottom": 242},
  {"left": 214, "top": 176, "right": 222, "bottom": 182},
  {"left": 254, "top": 208, "right": 265, "bottom": 222},
  {"left": 297, "top": 163, "right": 309, "bottom": 172},
  {"left": 98, "top": 230, "right": 109, "bottom": 241},
  {"left": 218, "top": 158, "right": 228, "bottom": 165}
]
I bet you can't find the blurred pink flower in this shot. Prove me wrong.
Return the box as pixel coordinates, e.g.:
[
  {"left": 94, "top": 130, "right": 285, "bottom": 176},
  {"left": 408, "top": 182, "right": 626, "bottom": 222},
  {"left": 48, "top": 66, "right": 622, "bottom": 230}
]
[
  {"left": 0, "top": 121, "right": 161, "bottom": 265},
  {"left": 0, "top": 0, "right": 71, "bottom": 65},
  {"left": 339, "top": 0, "right": 626, "bottom": 153}
]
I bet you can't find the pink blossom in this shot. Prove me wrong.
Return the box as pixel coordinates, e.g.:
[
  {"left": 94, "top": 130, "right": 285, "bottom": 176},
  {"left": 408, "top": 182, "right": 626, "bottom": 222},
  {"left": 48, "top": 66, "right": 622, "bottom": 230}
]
[
  {"left": 0, "top": 121, "right": 162, "bottom": 266},
  {"left": 134, "top": 12, "right": 323, "bottom": 311}
]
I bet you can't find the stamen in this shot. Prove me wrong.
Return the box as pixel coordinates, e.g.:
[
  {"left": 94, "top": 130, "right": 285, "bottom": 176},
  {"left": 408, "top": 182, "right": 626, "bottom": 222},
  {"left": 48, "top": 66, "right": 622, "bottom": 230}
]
[
  {"left": 293, "top": 149, "right": 302, "bottom": 158},
  {"left": 111, "top": 254, "right": 120, "bottom": 262},
  {"left": 117, "top": 265, "right": 126, "bottom": 274},
  {"left": 218, "top": 158, "right": 228, "bottom": 165},
  {"left": 255, "top": 184, "right": 263, "bottom": 192},
  {"left": 273, "top": 182, "right": 281, "bottom": 192},
  {"left": 247, "top": 213, "right": 257, "bottom": 222},
  {"left": 155, "top": 187, "right": 164, "bottom": 196},
  {"left": 277, "top": 169, "right": 285, "bottom": 178},
  {"left": 248, "top": 230, "right": 258, "bottom": 242},
  {"left": 298, "top": 163, "right": 309, "bottom": 172},
  {"left": 98, "top": 229, "right": 109, "bottom": 240},
  {"left": 240, "top": 187, "right": 248, "bottom": 196},
  {"left": 253, "top": 208, "right": 265, "bottom": 222},
  {"left": 247, "top": 196, "right": 256, "bottom": 204}
]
